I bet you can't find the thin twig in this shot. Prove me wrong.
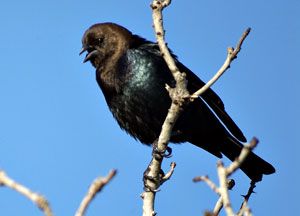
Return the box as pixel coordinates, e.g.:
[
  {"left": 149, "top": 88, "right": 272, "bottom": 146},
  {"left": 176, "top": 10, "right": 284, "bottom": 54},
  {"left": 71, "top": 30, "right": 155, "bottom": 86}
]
[
  {"left": 226, "top": 138, "right": 258, "bottom": 176},
  {"left": 161, "top": 162, "right": 176, "bottom": 184},
  {"left": 194, "top": 138, "right": 257, "bottom": 216},
  {"left": 190, "top": 28, "right": 251, "bottom": 99},
  {"left": 75, "top": 169, "right": 117, "bottom": 216},
  {"left": 214, "top": 138, "right": 257, "bottom": 216},
  {"left": 238, "top": 203, "right": 252, "bottom": 216},
  {"left": 193, "top": 176, "right": 221, "bottom": 195},
  {"left": 213, "top": 197, "right": 223, "bottom": 216},
  {"left": 237, "top": 181, "right": 256, "bottom": 216},
  {"left": 213, "top": 179, "right": 235, "bottom": 216},
  {"left": 151, "top": 0, "right": 180, "bottom": 76},
  {"left": 0, "top": 170, "right": 53, "bottom": 216},
  {"left": 217, "top": 162, "right": 235, "bottom": 216}
]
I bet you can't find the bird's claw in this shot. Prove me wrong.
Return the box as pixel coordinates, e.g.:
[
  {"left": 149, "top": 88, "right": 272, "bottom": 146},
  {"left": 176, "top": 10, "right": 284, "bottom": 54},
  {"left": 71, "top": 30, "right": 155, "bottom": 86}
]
[
  {"left": 143, "top": 173, "right": 162, "bottom": 192},
  {"left": 143, "top": 185, "right": 161, "bottom": 193},
  {"left": 152, "top": 146, "right": 173, "bottom": 159}
]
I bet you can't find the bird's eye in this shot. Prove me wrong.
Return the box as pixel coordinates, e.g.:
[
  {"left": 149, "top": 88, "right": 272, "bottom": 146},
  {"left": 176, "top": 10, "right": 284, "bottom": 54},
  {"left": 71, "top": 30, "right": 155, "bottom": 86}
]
[{"left": 98, "top": 37, "right": 104, "bottom": 44}]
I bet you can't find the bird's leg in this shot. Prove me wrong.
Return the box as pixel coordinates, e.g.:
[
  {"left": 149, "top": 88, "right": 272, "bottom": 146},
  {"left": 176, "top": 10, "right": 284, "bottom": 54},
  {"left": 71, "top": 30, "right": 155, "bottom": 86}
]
[{"left": 143, "top": 140, "right": 172, "bottom": 192}]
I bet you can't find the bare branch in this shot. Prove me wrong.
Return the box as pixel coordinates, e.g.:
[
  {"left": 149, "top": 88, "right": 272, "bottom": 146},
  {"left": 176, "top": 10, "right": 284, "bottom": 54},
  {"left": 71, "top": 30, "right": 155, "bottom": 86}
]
[
  {"left": 190, "top": 28, "right": 251, "bottom": 100},
  {"left": 142, "top": 1, "right": 188, "bottom": 215},
  {"left": 213, "top": 197, "right": 223, "bottom": 216},
  {"left": 193, "top": 177, "right": 235, "bottom": 216},
  {"left": 217, "top": 161, "right": 235, "bottom": 216},
  {"left": 75, "top": 169, "right": 117, "bottom": 216},
  {"left": 193, "top": 176, "right": 221, "bottom": 195},
  {"left": 232, "top": 28, "right": 251, "bottom": 57},
  {"left": 205, "top": 139, "right": 257, "bottom": 215},
  {"left": 0, "top": 170, "right": 53, "bottom": 216},
  {"left": 145, "top": 1, "right": 252, "bottom": 216},
  {"left": 237, "top": 181, "right": 256, "bottom": 216},
  {"left": 216, "top": 138, "right": 257, "bottom": 216},
  {"left": 213, "top": 179, "right": 235, "bottom": 216},
  {"left": 226, "top": 138, "right": 258, "bottom": 176},
  {"left": 161, "top": 162, "right": 176, "bottom": 183},
  {"left": 238, "top": 204, "right": 252, "bottom": 216},
  {"left": 196, "top": 138, "right": 257, "bottom": 216},
  {"left": 151, "top": 0, "right": 180, "bottom": 77}
]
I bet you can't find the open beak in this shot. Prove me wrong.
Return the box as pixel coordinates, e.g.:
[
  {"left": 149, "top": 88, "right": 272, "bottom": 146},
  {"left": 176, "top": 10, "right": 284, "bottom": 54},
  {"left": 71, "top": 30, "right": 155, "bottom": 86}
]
[
  {"left": 79, "top": 47, "right": 99, "bottom": 63},
  {"left": 79, "top": 47, "right": 87, "bottom": 55}
]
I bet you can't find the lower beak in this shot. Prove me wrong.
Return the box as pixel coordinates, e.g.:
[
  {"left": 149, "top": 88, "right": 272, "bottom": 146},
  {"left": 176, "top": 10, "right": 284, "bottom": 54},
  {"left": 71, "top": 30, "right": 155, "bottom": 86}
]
[{"left": 83, "top": 50, "right": 99, "bottom": 63}]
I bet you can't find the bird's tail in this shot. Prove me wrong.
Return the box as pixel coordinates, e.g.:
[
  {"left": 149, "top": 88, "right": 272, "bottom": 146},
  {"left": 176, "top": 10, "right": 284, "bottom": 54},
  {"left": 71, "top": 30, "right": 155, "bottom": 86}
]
[{"left": 221, "top": 137, "right": 275, "bottom": 182}]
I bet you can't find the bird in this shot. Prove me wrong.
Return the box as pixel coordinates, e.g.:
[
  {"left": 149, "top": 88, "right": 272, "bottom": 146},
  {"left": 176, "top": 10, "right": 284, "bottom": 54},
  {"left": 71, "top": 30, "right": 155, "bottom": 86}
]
[{"left": 80, "top": 22, "right": 275, "bottom": 182}]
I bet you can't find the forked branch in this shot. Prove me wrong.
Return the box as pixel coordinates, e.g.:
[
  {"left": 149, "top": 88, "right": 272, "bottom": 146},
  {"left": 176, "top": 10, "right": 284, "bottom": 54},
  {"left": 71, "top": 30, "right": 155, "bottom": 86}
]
[{"left": 142, "top": 1, "right": 251, "bottom": 216}]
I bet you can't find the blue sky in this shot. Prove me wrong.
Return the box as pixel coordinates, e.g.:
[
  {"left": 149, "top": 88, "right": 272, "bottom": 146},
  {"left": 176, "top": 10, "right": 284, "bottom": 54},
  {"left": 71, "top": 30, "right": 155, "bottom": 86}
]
[{"left": 0, "top": 0, "right": 299, "bottom": 215}]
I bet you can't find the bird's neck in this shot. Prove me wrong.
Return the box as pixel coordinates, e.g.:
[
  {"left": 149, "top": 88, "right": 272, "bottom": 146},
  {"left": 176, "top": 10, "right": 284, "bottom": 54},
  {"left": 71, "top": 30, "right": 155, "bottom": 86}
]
[{"left": 95, "top": 53, "right": 128, "bottom": 99}]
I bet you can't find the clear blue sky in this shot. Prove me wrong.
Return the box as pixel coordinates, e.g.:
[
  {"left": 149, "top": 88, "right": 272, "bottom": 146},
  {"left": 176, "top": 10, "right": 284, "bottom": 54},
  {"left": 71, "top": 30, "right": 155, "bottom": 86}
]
[{"left": 0, "top": 0, "right": 299, "bottom": 215}]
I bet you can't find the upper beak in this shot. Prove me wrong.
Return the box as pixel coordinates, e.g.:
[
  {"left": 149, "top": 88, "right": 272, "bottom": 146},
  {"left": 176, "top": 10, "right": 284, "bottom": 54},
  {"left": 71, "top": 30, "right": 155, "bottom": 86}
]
[
  {"left": 79, "top": 47, "right": 99, "bottom": 63},
  {"left": 79, "top": 47, "right": 87, "bottom": 55}
]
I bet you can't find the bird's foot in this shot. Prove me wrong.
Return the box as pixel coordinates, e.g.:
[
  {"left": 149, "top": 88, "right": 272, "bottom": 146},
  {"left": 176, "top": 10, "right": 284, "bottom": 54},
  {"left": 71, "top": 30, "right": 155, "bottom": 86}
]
[
  {"left": 152, "top": 146, "right": 173, "bottom": 160},
  {"left": 143, "top": 168, "right": 164, "bottom": 192}
]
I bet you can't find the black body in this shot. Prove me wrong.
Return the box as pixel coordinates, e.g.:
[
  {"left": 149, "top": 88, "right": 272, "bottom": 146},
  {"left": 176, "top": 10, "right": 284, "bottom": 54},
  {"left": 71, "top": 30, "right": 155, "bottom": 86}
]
[{"left": 80, "top": 22, "right": 275, "bottom": 182}]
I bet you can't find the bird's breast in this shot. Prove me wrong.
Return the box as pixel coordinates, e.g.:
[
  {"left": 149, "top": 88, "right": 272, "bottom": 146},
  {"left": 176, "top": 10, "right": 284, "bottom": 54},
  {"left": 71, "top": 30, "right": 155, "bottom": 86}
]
[{"left": 104, "top": 49, "right": 173, "bottom": 144}]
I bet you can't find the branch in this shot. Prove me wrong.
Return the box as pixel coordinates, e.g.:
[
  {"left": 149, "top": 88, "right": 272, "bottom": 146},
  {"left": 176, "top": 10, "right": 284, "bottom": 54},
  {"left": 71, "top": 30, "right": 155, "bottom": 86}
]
[
  {"left": 142, "top": 1, "right": 188, "bottom": 215},
  {"left": 194, "top": 138, "right": 258, "bottom": 216},
  {"left": 143, "top": 1, "right": 252, "bottom": 216},
  {"left": 213, "top": 179, "right": 235, "bottom": 216},
  {"left": 75, "top": 169, "right": 117, "bottom": 216},
  {"left": 161, "top": 162, "right": 176, "bottom": 184},
  {"left": 190, "top": 28, "right": 251, "bottom": 99},
  {"left": 193, "top": 175, "right": 221, "bottom": 195},
  {"left": 141, "top": 0, "right": 250, "bottom": 216},
  {"left": 0, "top": 170, "right": 53, "bottom": 216},
  {"left": 193, "top": 139, "right": 258, "bottom": 216},
  {"left": 217, "top": 161, "right": 235, "bottom": 216},
  {"left": 193, "top": 176, "right": 235, "bottom": 216},
  {"left": 226, "top": 138, "right": 258, "bottom": 176},
  {"left": 151, "top": 0, "right": 180, "bottom": 76},
  {"left": 216, "top": 138, "right": 257, "bottom": 216},
  {"left": 237, "top": 181, "right": 256, "bottom": 216}
]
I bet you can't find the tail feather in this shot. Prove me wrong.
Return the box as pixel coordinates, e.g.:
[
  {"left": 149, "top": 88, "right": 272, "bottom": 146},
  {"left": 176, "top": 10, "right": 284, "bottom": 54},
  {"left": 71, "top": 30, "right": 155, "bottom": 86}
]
[{"left": 221, "top": 137, "right": 275, "bottom": 182}]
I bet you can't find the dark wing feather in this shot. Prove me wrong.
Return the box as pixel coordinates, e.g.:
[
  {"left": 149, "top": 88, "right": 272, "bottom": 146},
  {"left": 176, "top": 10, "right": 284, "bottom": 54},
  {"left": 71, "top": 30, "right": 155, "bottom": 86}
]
[
  {"left": 177, "top": 62, "right": 247, "bottom": 142},
  {"left": 133, "top": 38, "right": 246, "bottom": 142}
]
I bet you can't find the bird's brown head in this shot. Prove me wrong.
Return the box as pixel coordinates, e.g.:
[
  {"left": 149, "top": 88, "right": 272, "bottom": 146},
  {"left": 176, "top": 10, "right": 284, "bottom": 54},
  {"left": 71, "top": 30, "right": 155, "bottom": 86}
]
[{"left": 80, "top": 22, "right": 133, "bottom": 69}]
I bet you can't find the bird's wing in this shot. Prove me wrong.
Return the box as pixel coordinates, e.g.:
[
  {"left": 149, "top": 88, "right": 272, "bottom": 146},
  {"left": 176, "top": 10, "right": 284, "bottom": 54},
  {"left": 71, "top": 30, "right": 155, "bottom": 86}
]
[
  {"left": 177, "top": 62, "right": 247, "bottom": 142},
  {"left": 136, "top": 41, "right": 246, "bottom": 142}
]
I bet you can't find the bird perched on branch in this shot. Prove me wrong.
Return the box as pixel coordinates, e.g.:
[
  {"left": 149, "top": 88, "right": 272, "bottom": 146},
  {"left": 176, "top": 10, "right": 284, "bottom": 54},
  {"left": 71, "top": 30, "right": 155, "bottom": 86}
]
[{"left": 80, "top": 22, "right": 275, "bottom": 182}]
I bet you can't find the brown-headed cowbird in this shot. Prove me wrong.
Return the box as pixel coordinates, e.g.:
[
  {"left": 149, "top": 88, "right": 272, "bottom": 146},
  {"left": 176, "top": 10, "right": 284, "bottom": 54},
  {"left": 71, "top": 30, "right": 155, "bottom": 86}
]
[{"left": 80, "top": 22, "right": 275, "bottom": 182}]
